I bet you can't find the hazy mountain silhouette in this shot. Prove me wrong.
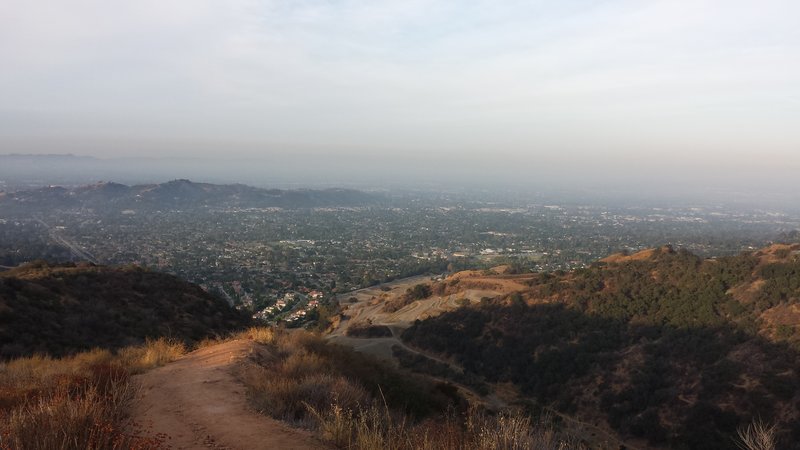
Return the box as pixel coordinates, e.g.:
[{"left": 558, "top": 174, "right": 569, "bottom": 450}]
[{"left": 0, "top": 179, "right": 382, "bottom": 214}]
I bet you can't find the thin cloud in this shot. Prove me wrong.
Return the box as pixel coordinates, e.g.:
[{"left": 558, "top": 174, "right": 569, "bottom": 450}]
[{"left": 0, "top": 0, "right": 798, "bottom": 172}]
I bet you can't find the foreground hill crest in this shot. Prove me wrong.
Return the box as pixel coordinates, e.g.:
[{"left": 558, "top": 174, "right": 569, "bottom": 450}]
[{"left": 0, "top": 261, "right": 249, "bottom": 359}]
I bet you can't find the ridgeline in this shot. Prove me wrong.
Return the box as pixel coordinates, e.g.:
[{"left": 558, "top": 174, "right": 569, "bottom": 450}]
[{"left": 0, "top": 261, "right": 249, "bottom": 359}]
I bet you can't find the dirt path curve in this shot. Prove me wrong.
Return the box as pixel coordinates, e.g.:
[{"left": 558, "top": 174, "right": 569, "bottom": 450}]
[{"left": 130, "top": 339, "right": 328, "bottom": 450}]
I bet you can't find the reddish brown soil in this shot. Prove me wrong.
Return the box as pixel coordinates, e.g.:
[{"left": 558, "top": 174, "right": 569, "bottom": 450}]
[{"left": 130, "top": 339, "right": 328, "bottom": 449}]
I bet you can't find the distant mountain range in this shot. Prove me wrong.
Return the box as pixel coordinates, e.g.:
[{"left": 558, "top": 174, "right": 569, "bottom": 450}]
[
  {"left": 0, "top": 179, "right": 382, "bottom": 213},
  {"left": 0, "top": 153, "right": 393, "bottom": 194}
]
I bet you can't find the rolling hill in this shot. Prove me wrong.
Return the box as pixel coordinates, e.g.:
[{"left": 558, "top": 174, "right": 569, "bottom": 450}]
[
  {"left": 397, "top": 244, "right": 800, "bottom": 449},
  {"left": 0, "top": 261, "right": 250, "bottom": 358},
  {"left": 0, "top": 179, "right": 382, "bottom": 215}
]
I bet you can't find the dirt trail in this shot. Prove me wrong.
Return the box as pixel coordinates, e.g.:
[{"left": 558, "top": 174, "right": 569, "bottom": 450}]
[{"left": 130, "top": 339, "right": 328, "bottom": 450}]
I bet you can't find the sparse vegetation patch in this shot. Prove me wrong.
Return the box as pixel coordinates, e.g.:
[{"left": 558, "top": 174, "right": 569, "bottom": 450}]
[
  {"left": 238, "top": 327, "right": 583, "bottom": 450},
  {"left": 0, "top": 338, "right": 184, "bottom": 449}
]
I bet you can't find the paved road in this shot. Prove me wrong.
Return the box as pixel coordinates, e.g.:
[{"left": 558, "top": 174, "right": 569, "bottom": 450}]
[{"left": 35, "top": 218, "right": 99, "bottom": 264}]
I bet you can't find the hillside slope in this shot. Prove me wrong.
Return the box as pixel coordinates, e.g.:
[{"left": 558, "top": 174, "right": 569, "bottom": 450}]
[
  {"left": 0, "top": 261, "right": 249, "bottom": 358},
  {"left": 131, "top": 338, "right": 327, "bottom": 449},
  {"left": 401, "top": 244, "right": 800, "bottom": 449}
]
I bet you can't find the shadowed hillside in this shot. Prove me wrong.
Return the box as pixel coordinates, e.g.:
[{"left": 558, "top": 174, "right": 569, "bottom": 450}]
[
  {"left": 0, "top": 261, "right": 250, "bottom": 358},
  {"left": 402, "top": 244, "right": 800, "bottom": 449}
]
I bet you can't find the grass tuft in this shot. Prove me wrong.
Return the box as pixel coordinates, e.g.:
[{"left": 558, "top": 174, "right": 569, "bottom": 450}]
[
  {"left": 0, "top": 339, "right": 184, "bottom": 449},
  {"left": 237, "top": 327, "right": 276, "bottom": 345},
  {"left": 116, "top": 338, "right": 186, "bottom": 374},
  {"left": 307, "top": 402, "right": 583, "bottom": 450},
  {"left": 737, "top": 420, "right": 777, "bottom": 450},
  {"left": 238, "top": 327, "right": 584, "bottom": 449}
]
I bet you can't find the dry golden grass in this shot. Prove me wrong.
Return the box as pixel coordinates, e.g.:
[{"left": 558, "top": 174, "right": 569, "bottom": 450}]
[
  {"left": 116, "top": 338, "right": 186, "bottom": 374},
  {"left": 309, "top": 403, "right": 585, "bottom": 450},
  {"left": 242, "top": 365, "right": 371, "bottom": 423},
  {"left": 238, "top": 327, "right": 583, "bottom": 449},
  {"left": 237, "top": 326, "right": 276, "bottom": 345},
  {"left": 600, "top": 248, "right": 658, "bottom": 264},
  {"left": 0, "top": 338, "right": 185, "bottom": 449},
  {"left": 737, "top": 420, "right": 777, "bottom": 450},
  {"left": 2, "top": 377, "right": 141, "bottom": 450},
  {"left": 191, "top": 326, "right": 274, "bottom": 350},
  {"left": 237, "top": 328, "right": 371, "bottom": 424},
  {"left": 194, "top": 335, "right": 224, "bottom": 349},
  {"left": 753, "top": 243, "right": 800, "bottom": 265}
]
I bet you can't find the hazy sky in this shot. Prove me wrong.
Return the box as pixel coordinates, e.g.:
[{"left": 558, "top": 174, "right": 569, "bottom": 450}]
[{"left": 1, "top": 0, "right": 799, "bottom": 182}]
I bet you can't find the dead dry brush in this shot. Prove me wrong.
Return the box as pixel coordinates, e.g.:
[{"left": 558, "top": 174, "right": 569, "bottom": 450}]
[
  {"left": 308, "top": 401, "right": 585, "bottom": 450},
  {"left": 736, "top": 420, "right": 777, "bottom": 450},
  {"left": 239, "top": 327, "right": 585, "bottom": 450},
  {"left": 237, "top": 329, "right": 373, "bottom": 425},
  {"left": 0, "top": 338, "right": 185, "bottom": 450}
]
